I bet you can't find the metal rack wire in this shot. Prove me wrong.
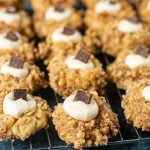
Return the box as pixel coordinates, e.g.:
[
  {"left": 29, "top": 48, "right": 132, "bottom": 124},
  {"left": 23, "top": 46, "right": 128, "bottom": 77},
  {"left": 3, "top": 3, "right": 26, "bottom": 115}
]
[{"left": 0, "top": 53, "right": 149, "bottom": 150}]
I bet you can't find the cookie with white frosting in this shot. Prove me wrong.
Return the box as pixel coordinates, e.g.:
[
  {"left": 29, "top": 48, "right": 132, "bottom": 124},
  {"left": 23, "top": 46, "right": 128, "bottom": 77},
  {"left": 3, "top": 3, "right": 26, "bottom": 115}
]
[
  {"left": 33, "top": 5, "right": 83, "bottom": 38},
  {"left": 0, "top": 6, "right": 34, "bottom": 39},
  {"left": 48, "top": 49, "right": 106, "bottom": 97},
  {"left": 101, "top": 16, "right": 150, "bottom": 56},
  {"left": 52, "top": 90, "right": 119, "bottom": 149},
  {"left": 39, "top": 26, "right": 96, "bottom": 64},
  {"left": 107, "top": 45, "right": 150, "bottom": 89},
  {"left": 84, "top": 0, "right": 136, "bottom": 49},
  {"left": 0, "top": 89, "right": 51, "bottom": 140},
  {"left": 0, "top": 30, "right": 37, "bottom": 63},
  {"left": 122, "top": 79, "right": 150, "bottom": 131},
  {"left": 0, "top": 55, "right": 48, "bottom": 93}
]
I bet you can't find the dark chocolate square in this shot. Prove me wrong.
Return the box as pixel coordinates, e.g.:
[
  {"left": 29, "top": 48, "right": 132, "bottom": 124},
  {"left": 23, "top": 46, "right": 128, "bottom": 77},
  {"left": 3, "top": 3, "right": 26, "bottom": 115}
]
[
  {"left": 134, "top": 45, "right": 150, "bottom": 58},
  {"left": 62, "top": 26, "right": 75, "bottom": 35},
  {"left": 54, "top": 6, "right": 65, "bottom": 12},
  {"left": 126, "top": 16, "right": 140, "bottom": 24},
  {"left": 110, "top": 0, "right": 117, "bottom": 4},
  {"left": 5, "top": 7, "right": 18, "bottom": 14},
  {"left": 75, "top": 50, "right": 90, "bottom": 63},
  {"left": 9, "top": 56, "right": 24, "bottom": 69},
  {"left": 13, "top": 89, "right": 27, "bottom": 100},
  {"left": 74, "top": 90, "right": 92, "bottom": 104},
  {"left": 5, "top": 31, "right": 18, "bottom": 41}
]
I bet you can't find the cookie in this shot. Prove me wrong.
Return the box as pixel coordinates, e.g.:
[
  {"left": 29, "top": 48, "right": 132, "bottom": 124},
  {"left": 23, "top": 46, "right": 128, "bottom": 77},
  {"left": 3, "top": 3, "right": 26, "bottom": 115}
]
[
  {"left": 52, "top": 90, "right": 119, "bottom": 149},
  {"left": 0, "top": 55, "right": 48, "bottom": 93},
  {"left": 33, "top": 5, "right": 83, "bottom": 38},
  {"left": 0, "top": 30, "right": 37, "bottom": 63},
  {"left": 107, "top": 45, "right": 150, "bottom": 89},
  {"left": 39, "top": 25, "right": 97, "bottom": 64},
  {"left": 122, "top": 79, "right": 150, "bottom": 131},
  {"left": 0, "top": 89, "right": 51, "bottom": 140},
  {"left": 48, "top": 50, "right": 106, "bottom": 97},
  {"left": 0, "top": 6, "right": 34, "bottom": 39},
  {"left": 101, "top": 16, "right": 150, "bottom": 56},
  {"left": 84, "top": 0, "right": 136, "bottom": 50}
]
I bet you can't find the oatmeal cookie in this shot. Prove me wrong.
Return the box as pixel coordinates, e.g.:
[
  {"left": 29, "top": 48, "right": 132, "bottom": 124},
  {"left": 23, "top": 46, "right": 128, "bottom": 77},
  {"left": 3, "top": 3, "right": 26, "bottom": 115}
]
[
  {"left": 107, "top": 45, "right": 150, "bottom": 89},
  {"left": 84, "top": 0, "right": 136, "bottom": 50},
  {"left": 0, "top": 55, "right": 48, "bottom": 93},
  {"left": 0, "top": 6, "right": 34, "bottom": 39},
  {"left": 0, "top": 89, "right": 51, "bottom": 140},
  {"left": 48, "top": 50, "right": 106, "bottom": 98},
  {"left": 33, "top": 6, "right": 83, "bottom": 38},
  {"left": 101, "top": 16, "right": 150, "bottom": 56},
  {"left": 0, "top": 30, "right": 37, "bottom": 63},
  {"left": 52, "top": 90, "right": 119, "bottom": 149},
  {"left": 39, "top": 26, "right": 97, "bottom": 64},
  {"left": 122, "top": 79, "right": 150, "bottom": 131}
]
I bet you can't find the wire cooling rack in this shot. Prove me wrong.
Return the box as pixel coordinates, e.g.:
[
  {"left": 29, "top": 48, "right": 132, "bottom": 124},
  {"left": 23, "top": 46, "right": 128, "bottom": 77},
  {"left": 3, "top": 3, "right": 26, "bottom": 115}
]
[{"left": 0, "top": 53, "right": 150, "bottom": 150}]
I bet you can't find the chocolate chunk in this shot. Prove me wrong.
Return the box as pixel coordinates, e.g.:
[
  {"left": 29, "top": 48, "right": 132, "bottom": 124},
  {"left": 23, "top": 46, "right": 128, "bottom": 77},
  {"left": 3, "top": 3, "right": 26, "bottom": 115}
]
[
  {"left": 126, "top": 16, "right": 140, "bottom": 24},
  {"left": 13, "top": 89, "right": 27, "bottom": 100},
  {"left": 9, "top": 56, "right": 24, "bottom": 69},
  {"left": 54, "top": 6, "right": 65, "bottom": 12},
  {"left": 62, "top": 26, "right": 75, "bottom": 35},
  {"left": 5, "top": 7, "right": 18, "bottom": 14},
  {"left": 134, "top": 45, "right": 150, "bottom": 58},
  {"left": 75, "top": 50, "right": 90, "bottom": 63},
  {"left": 5, "top": 31, "right": 18, "bottom": 41},
  {"left": 74, "top": 90, "right": 92, "bottom": 104},
  {"left": 109, "top": 0, "right": 117, "bottom": 4}
]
